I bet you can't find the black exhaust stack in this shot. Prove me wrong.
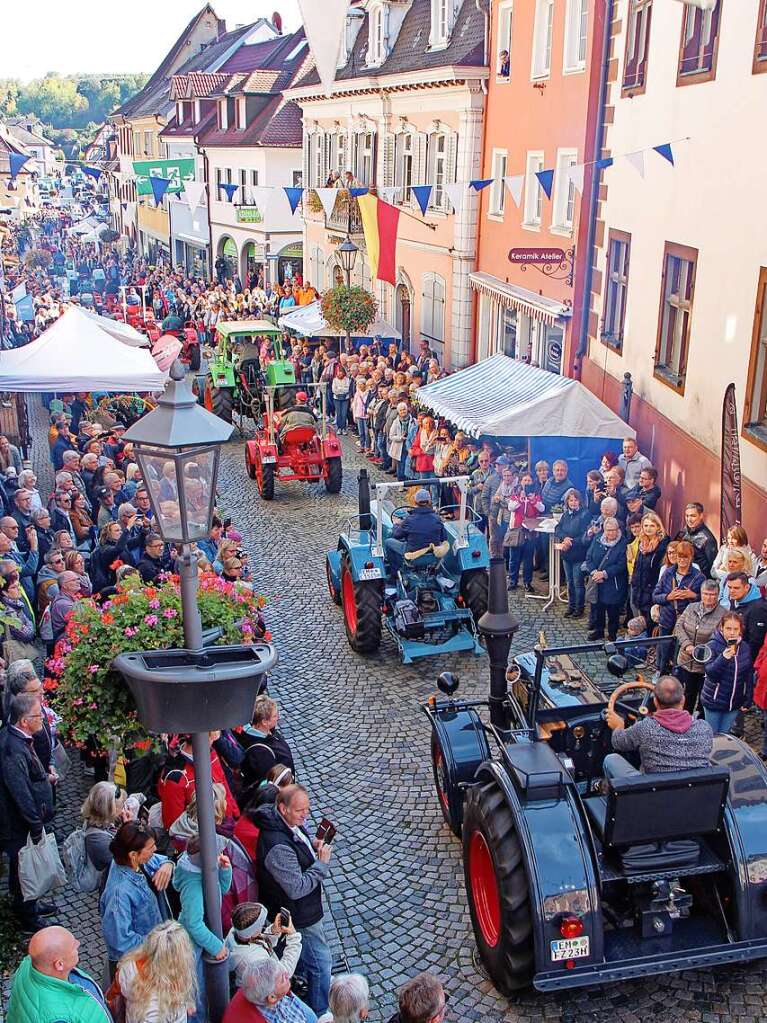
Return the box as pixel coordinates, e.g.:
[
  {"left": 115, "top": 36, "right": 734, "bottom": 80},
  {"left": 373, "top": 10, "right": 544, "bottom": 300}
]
[
  {"left": 358, "top": 468, "right": 372, "bottom": 532},
  {"left": 479, "top": 558, "right": 520, "bottom": 729}
]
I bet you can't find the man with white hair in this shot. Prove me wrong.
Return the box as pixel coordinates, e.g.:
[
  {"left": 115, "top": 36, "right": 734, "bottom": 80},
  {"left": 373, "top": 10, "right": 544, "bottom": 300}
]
[
  {"left": 223, "top": 956, "right": 319, "bottom": 1022},
  {"left": 329, "top": 974, "right": 370, "bottom": 1023},
  {"left": 60, "top": 449, "right": 88, "bottom": 498}
]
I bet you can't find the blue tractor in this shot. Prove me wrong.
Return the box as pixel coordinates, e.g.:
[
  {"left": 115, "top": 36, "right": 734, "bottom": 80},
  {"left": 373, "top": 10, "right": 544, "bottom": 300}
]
[
  {"left": 425, "top": 559, "right": 767, "bottom": 995},
  {"left": 325, "top": 470, "right": 489, "bottom": 663}
]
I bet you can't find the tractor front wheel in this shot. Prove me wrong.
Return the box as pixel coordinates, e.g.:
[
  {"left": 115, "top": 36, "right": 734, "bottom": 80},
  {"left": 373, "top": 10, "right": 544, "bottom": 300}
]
[
  {"left": 245, "top": 448, "right": 256, "bottom": 480},
  {"left": 463, "top": 780, "right": 534, "bottom": 994},
  {"left": 188, "top": 344, "right": 202, "bottom": 372},
  {"left": 461, "top": 568, "right": 489, "bottom": 624},
  {"left": 431, "top": 730, "right": 461, "bottom": 837},
  {"left": 256, "top": 460, "right": 275, "bottom": 501},
  {"left": 325, "top": 457, "right": 342, "bottom": 494},
  {"left": 211, "top": 386, "right": 233, "bottom": 424},
  {"left": 341, "top": 553, "right": 381, "bottom": 653}
]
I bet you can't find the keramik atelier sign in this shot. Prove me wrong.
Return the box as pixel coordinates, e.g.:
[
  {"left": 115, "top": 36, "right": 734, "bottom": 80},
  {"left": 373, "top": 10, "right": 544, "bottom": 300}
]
[{"left": 508, "top": 247, "right": 566, "bottom": 265}]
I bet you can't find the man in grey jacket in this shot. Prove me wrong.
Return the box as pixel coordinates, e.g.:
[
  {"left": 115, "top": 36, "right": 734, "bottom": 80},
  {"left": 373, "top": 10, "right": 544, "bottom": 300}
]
[{"left": 673, "top": 579, "right": 726, "bottom": 714}]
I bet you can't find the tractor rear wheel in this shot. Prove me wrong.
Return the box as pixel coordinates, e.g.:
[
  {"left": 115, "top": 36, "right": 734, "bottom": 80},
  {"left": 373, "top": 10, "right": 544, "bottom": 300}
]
[
  {"left": 188, "top": 344, "right": 202, "bottom": 372},
  {"left": 463, "top": 780, "right": 534, "bottom": 994},
  {"left": 257, "top": 460, "right": 275, "bottom": 501},
  {"left": 211, "top": 386, "right": 233, "bottom": 424},
  {"left": 461, "top": 568, "right": 489, "bottom": 624},
  {"left": 326, "top": 556, "right": 342, "bottom": 606},
  {"left": 341, "top": 553, "right": 381, "bottom": 653},
  {"left": 325, "top": 456, "right": 342, "bottom": 494},
  {"left": 431, "top": 730, "right": 461, "bottom": 837}
]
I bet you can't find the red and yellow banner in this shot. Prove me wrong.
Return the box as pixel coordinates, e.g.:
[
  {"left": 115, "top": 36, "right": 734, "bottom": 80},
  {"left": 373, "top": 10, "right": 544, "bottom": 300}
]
[{"left": 357, "top": 194, "right": 400, "bottom": 286}]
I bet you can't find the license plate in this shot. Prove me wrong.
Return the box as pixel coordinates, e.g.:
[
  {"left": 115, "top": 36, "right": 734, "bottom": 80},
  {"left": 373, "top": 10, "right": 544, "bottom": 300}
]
[
  {"left": 550, "top": 936, "right": 589, "bottom": 961},
  {"left": 359, "top": 568, "right": 382, "bottom": 580},
  {"left": 261, "top": 456, "right": 277, "bottom": 464}
]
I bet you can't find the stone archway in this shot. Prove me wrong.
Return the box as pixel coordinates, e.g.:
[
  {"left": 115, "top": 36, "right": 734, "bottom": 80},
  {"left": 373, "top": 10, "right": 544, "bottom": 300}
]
[{"left": 216, "top": 235, "right": 237, "bottom": 281}]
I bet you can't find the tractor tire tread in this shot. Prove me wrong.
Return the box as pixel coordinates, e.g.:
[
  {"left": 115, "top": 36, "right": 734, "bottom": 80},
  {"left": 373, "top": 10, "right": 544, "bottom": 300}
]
[
  {"left": 325, "top": 456, "right": 342, "bottom": 494},
  {"left": 342, "top": 554, "right": 381, "bottom": 653},
  {"left": 461, "top": 568, "right": 489, "bottom": 624}
]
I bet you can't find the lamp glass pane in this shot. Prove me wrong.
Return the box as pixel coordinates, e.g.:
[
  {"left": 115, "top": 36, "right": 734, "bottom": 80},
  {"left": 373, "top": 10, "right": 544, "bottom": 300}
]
[
  {"left": 136, "top": 446, "right": 219, "bottom": 543},
  {"left": 180, "top": 448, "right": 218, "bottom": 541}
]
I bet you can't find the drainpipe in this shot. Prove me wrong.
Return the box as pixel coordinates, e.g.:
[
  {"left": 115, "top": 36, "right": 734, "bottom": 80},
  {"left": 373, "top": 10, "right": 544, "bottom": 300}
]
[
  {"left": 198, "top": 145, "right": 214, "bottom": 282},
  {"left": 470, "top": 0, "right": 491, "bottom": 366},
  {"left": 574, "top": 0, "right": 615, "bottom": 378}
]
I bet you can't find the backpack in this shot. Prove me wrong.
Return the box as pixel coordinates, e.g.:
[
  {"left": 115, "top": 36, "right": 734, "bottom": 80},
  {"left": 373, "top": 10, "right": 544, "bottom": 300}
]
[{"left": 62, "top": 826, "right": 102, "bottom": 893}]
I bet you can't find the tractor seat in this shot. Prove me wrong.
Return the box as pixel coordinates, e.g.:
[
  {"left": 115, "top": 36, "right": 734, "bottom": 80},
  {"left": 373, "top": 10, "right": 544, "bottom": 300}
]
[
  {"left": 584, "top": 765, "right": 729, "bottom": 874},
  {"left": 404, "top": 541, "right": 451, "bottom": 569},
  {"left": 239, "top": 359, "right": 261, "bottom": 392},
  {"left": 280, "top": 425, "right": 317, "bottom": 446}
]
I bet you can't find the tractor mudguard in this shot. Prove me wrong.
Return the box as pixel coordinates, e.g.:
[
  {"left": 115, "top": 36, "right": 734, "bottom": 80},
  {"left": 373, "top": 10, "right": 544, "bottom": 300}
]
[
  {"left": 259, "top": 442, "right": 279, "bottom": 463},
  {"left": 321, "top": 435, "right": 343, "bottom": 459},
  {"left": 453, "top": 533, "right": 490, "bottom": 573},
  {"left": 426, "top": 703, "right": 490, "bottom": 831},
  {"left": 326, "top": 549, "right": 343, "bottom": 595},
  {"left": 477, "top": 758, "right": 603, "bottom": 984},
  {"left": 208, "top": 361, "right": 236, "bottom": 389},
  {"left": 339, "top": 539, "right": 386, "bottom": 583},
  {"left": 712, "top": 735, "right": 767, "bottom": 940}
]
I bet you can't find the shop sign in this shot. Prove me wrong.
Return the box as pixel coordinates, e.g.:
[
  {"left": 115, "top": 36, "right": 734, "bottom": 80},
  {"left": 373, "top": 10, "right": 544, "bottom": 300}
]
[
  {"left": 508, "top": 247, "right": 566, "bottom": 265},
  {"left": 132, "top": 159, "right": 195, "bottom": 197},
  {"left": 236, "top": 206, "right": 263, "bottom": 224}
]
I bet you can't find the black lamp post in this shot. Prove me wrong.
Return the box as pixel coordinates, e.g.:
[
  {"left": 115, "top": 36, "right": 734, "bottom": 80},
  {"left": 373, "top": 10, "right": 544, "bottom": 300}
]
[
  {"left": 118, "top": 361, "right": 273, "bottom": 1022},
  {"left": 337, "top": 236, "right": 359, "bottom": 355}
]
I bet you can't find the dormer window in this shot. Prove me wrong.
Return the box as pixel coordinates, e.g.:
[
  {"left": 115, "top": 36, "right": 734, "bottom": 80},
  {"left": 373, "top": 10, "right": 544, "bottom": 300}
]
[
  {"left": 367, "top": 3, "right": 389, "bottom": 66},
  {"left": 430, "top": 0, "right": 456, "bottom": 49},
  {"left": 177, "top": 101, "right": 194, "bottom": 125}
]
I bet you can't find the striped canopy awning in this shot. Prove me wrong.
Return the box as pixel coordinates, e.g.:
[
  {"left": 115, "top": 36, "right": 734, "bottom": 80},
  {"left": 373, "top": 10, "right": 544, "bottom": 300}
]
[
  {"left": 469, "top": 272, "right": 571, "bottom": 325},
  {"left": 416, "top": 354, "right": 635, "bottom": 441}
]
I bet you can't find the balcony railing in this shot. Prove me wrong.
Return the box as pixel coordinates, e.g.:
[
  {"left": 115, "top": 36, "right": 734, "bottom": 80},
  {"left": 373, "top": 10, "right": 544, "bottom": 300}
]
[{"left": 304, "top": 189, "right": 365, "bottom": 235}]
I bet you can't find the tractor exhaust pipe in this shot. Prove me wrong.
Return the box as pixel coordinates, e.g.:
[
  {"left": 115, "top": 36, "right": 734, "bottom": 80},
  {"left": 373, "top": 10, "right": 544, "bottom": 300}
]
[
  {"left": 358, "top": 468, "right": 371, "bottom": 532},
  {"left": 479, "top": 558, "right": 520, "bottom": 729}
]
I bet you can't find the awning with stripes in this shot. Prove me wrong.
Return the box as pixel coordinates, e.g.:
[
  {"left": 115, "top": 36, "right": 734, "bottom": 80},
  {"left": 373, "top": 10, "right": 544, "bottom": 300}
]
[
  {"left": 469, "top": 272, "right": 571, "bottom": 326},
  {"left": 416, "top": 353, "right": 635, "bottom": 440}
]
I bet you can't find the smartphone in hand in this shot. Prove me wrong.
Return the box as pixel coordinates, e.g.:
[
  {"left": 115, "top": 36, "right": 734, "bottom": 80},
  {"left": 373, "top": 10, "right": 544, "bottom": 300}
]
[
  {"left": 315, "top": 817, "right": 337, "bottom": 843},
  {"left": 278, "top": 907, "right": 292, "bottom": 928}
]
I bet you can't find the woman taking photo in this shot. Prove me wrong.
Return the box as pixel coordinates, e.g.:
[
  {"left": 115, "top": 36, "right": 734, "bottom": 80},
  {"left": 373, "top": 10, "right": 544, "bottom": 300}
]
[
  {"left": 652, "top": 540, "right": 705, "bottom": 672},
  {"left": 89, "top": 521, "right": 129, "bottom": 594},
  {"left": 554, "top": 488, "right": 591, "bottom": 618},
  {"left": 115, "top": 920, "right": 197, "bottom": 1023},
  {"left": 80, "top": 781, "right": 130, "bottom": 883},
  {"left": 701, "top": 612, "right": 753, "bottom": 734},
  {"left": 100, "top": 822, "right": 174, "bottom": 977}
]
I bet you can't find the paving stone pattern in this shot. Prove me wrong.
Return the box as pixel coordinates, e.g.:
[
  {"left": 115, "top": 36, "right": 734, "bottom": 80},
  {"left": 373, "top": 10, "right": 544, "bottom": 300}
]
[{"left": 6, "top": 397, "right": 766, "bottom": 1023}]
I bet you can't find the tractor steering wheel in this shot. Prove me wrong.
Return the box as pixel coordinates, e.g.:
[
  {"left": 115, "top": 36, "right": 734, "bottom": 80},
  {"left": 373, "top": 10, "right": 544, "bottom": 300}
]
[
  {"left": 390, "top": 505, "right": 413, "bottom": 523},
  {"left": 605, "top": 677, "right": 656, "bottom": 722}
]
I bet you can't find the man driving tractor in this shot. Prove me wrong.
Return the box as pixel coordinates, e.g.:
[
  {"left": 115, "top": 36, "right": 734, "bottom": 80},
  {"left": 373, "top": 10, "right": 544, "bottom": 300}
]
[
  {"left": 385, "top": 489, "right": 449, "bottom": 573},
  {"left": 277, "top": 391, "right": 318, "bottom": 445},
  {"left": 604, "top": 675, "right": 713, "bottom": 777}
]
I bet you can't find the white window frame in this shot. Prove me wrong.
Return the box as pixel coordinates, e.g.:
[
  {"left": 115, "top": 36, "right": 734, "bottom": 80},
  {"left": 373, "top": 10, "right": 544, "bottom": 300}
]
[
  {"left": 497, "top": 1, "right": 514, "bottom": 81},
  {"left": 531, "top": 0, "right": 555, "bottom": 80},
  {"left": 396, "top": 131, "right": 414, "bottom": 203},
  {"left": 563, "top": 0, "right": 589, "bottom": 74},
  {"left": 489, "top": 148, "right": 508, "bottom": 219},
  {"left": 421, "top": 272, "right": 446, "bottom": 345},
  {"left": 430, "top": 0, "right": 454, "bottom": 49},
  {"left": 430, "top": 133, "right": 448, "bottom": 210},
  {"left": 551, "top": 148, "right": 578, "bottom": 233},
  {"left": 523, "top": 150, "right": 544, "bottom": 229},
  {"left": 368, "top": 3, "right": 387, "bottom": 66}
]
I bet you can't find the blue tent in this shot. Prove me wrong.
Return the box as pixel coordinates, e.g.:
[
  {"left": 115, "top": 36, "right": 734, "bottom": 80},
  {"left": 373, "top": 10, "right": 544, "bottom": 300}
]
[{"left": 416, "top": 354, "right": 634, "bottom": 488}]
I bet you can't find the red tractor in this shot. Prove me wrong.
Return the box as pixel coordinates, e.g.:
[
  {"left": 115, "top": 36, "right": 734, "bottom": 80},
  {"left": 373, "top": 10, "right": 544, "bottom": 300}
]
[
  {"left": 114, "top": 305, "right": 201, "bottom": 371},
  {"left": 245, "top": 386, "right": 342, "bottom": 500}
]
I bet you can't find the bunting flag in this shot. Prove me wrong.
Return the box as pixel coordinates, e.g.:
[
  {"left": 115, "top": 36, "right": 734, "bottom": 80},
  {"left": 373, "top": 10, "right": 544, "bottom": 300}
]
[
  {"left": 566, "top": 164, "right": 585, "bottom": 194},
  {"left": 625, "top": 151, "right": 645, "bottom": 178},
  {"left": 125, "top": 201, "right": 137, "bottom": 222},
  {"left": 535, "top": 169, "right": 554, "bottom": 199},
  {"left": 470, "top": 178, "right": 493, "bottom": 192},
  {"left": 284, "top": 187, "right": 304, "bottom": 214},
  {"left": 654, "top": 143, "right": 675, "bottom": 166},
  {"left": 378, "top": 186, "right": 398, "bottom": 205},
  {"left": 297, "top": 0, "right": 349, "bottom": 96},
  {"left": 9, "top": 153, "right": 29, "bottom": 179},
  {"left": 11, "top": 282, "right": 27, "bottom": 303},
  {"left": 357, "top": 193, "right": 400, "bottom": 285},
  {"left": 595, "top": 157, "right": 614, "bottom": 171},
  {"left": 314, "top": 188, "right": 340, "bottom": 219},
  {"left": 445, "top": 182, "right": 465, "bottom": 214},
  {"left": 183, "top": 180, "right": 206, "bottom": 211},
  {"left": 503, "top": 174, "right": 524, "bottom": 208},
  {"left": 149, "top": 176, "right": 172, "bottom": 206},
  {"left": 218, "top": 182, "right": 238, "bottom": 203},
  {"left": 350, "top": 187, "right": 369, "bottom": 197},
  {"left": 251, "top": 186, "right": 275, "bottom": 216},
  {"left": 411, "top": 185, "right": 432, "bottom": 216},
  {"left": 83, "top": 166, "right": 102, "bottom": 181},
  {"left": 121, "top": 202, "right": 127, "bottom": 211}
]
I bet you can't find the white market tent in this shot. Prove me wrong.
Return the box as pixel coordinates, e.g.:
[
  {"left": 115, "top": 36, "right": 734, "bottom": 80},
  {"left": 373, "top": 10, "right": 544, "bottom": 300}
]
[
  {"left": 81, "top": 309, "right": 149, "bottom": 346},
  {"left": 0, "top": 307, "right": 167, "bottom": 392},
  {"left": 279, "top": 300, "right": 401, "bottom": 340},
  {"left": 416, "top": 353, "right": 634, "bottom": 440}
]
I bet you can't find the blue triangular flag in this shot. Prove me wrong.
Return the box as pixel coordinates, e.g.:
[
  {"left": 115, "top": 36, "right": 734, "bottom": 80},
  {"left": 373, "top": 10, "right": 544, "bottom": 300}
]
[
  {"left": 470, "top": 178, "right": 493, "bottom": 192},
  {"left": 411, "top": 185, "right": 432, "bottom": 216},
  {"left": 83, "top": 166, "right": 102, "bottom": 181},
  {"left": 284, "top": 187, "right": 304, "bottom": 214},
  {"left": 9, "top": 153, "right": 29, "bottom": 179},
  {"left": 653, "top": 143, "right": 674, "bottom": 166},
  {"left": 149, "top": 176, "right": 172, "bottom": 206},
  {"left": 595, "top": 157, "right": 614, "bottom": 171},
  {"left": 535, "top": 169, "right": 555, "bottom": 199},
  {"left": 349, "top": 187, "right": 369, "bottom": 197},
  {"left": 121, "top": 202, "right": 128, "bottom": 211},
  {"left": 218, "top": 182, "right": 238, "bottom": 202}
]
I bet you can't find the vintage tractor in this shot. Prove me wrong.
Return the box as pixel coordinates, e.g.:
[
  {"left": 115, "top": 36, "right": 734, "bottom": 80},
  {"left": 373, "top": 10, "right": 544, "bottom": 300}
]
[
  {"left": 424, "top": 560, "right": 767, "bottom": 995},
  {"left": 245, "top": 383, "right": 342, "bottom": 500},
  {"left": 203, "top": 320, "right": 292, "bottom": 424},
  {"left": 325, "top": 471, "right": 489, "bottom": 663}
]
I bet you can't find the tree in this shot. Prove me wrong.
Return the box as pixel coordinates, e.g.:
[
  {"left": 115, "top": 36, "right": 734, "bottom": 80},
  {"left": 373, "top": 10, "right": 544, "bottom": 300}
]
[
  {"left": 321, "top": 285, "right": 378, "bottom": 336},
  {"left": 16, "top": 73, "right": 88, "bottom": 127}
]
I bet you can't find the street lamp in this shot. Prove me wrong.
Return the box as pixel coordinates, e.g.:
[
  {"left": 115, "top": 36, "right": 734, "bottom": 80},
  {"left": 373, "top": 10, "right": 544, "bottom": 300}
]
[
  {"left": 337, "top": 237, "right": 359, "bottom": 355},
  {"left": 120, "top": 361, "right": 247, "bottom": 1022}
]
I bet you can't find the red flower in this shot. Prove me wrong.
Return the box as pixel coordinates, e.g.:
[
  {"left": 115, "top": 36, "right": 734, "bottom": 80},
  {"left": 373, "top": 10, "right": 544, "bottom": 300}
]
[{"left": 109, "top": 559, "right": 124, "bottom": 571}]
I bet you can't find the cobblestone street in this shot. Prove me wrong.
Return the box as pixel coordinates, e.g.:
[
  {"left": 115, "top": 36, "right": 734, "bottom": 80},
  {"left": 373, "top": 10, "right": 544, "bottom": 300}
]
[{"left": 5, "top": 398, "right": 767, "bottom": 1023}]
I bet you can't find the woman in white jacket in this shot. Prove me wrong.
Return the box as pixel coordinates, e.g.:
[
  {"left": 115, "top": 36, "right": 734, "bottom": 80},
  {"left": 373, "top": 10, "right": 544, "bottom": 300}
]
[
  {"left": 224, "top": 901, "right": 303, "bottom": 989},
  {"left": 711, "top": 525, "right": 758, "bottom": 581}
]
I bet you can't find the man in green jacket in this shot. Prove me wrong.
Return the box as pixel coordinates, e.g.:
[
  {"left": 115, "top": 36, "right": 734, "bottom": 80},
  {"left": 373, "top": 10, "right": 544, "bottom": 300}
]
[{"left": 8, "top": 926, "right": 112, "bottom": 1023}]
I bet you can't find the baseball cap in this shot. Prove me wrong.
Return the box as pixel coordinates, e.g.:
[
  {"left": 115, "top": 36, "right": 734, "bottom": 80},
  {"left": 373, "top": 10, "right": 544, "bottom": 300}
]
[{"left": 415, "top": 488, "right": 431, "bottom": 504}]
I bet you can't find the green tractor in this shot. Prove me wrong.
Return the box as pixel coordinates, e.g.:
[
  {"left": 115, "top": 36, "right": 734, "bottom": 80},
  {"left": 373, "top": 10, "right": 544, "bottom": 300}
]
[{"left": 203, "top": 320, "right": 296, "bottom": 423}]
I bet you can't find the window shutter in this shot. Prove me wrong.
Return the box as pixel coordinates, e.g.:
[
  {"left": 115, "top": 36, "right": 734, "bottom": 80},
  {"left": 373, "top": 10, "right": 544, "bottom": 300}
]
[
  {"left": 305, "top": 134, "right": 313, "bottom": 187},
  {"left": 445, "top": 132, "right": 458, "bottom": 211},
  {"left": 394, "top": 134, "right": 404, "bottom": 188},
  {"left": 382, "top": 133, "right": 395, "bottom": 187},
  {"left": 351, "top": 134, "right": 360, "bottom": 180},
  {"left": 412, "top": 132, "right": 428, "bottom": 210},
  {"left": 426, "top": 134, "right": 436, "bottom": 190}
]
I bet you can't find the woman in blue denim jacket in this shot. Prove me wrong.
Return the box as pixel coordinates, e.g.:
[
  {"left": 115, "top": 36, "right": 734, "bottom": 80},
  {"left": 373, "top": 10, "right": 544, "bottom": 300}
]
[{"left": 99, "top": 822, "right": 174, "bottom": 975}]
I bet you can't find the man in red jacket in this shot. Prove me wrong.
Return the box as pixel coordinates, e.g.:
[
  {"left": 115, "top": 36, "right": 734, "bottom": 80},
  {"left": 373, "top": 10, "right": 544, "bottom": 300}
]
[
  {"left": 223, "top": 957, "right": 319, "bottom": 1023},
  {"left": 157, "top": 732, "right": 239, "bottom": 828}
]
